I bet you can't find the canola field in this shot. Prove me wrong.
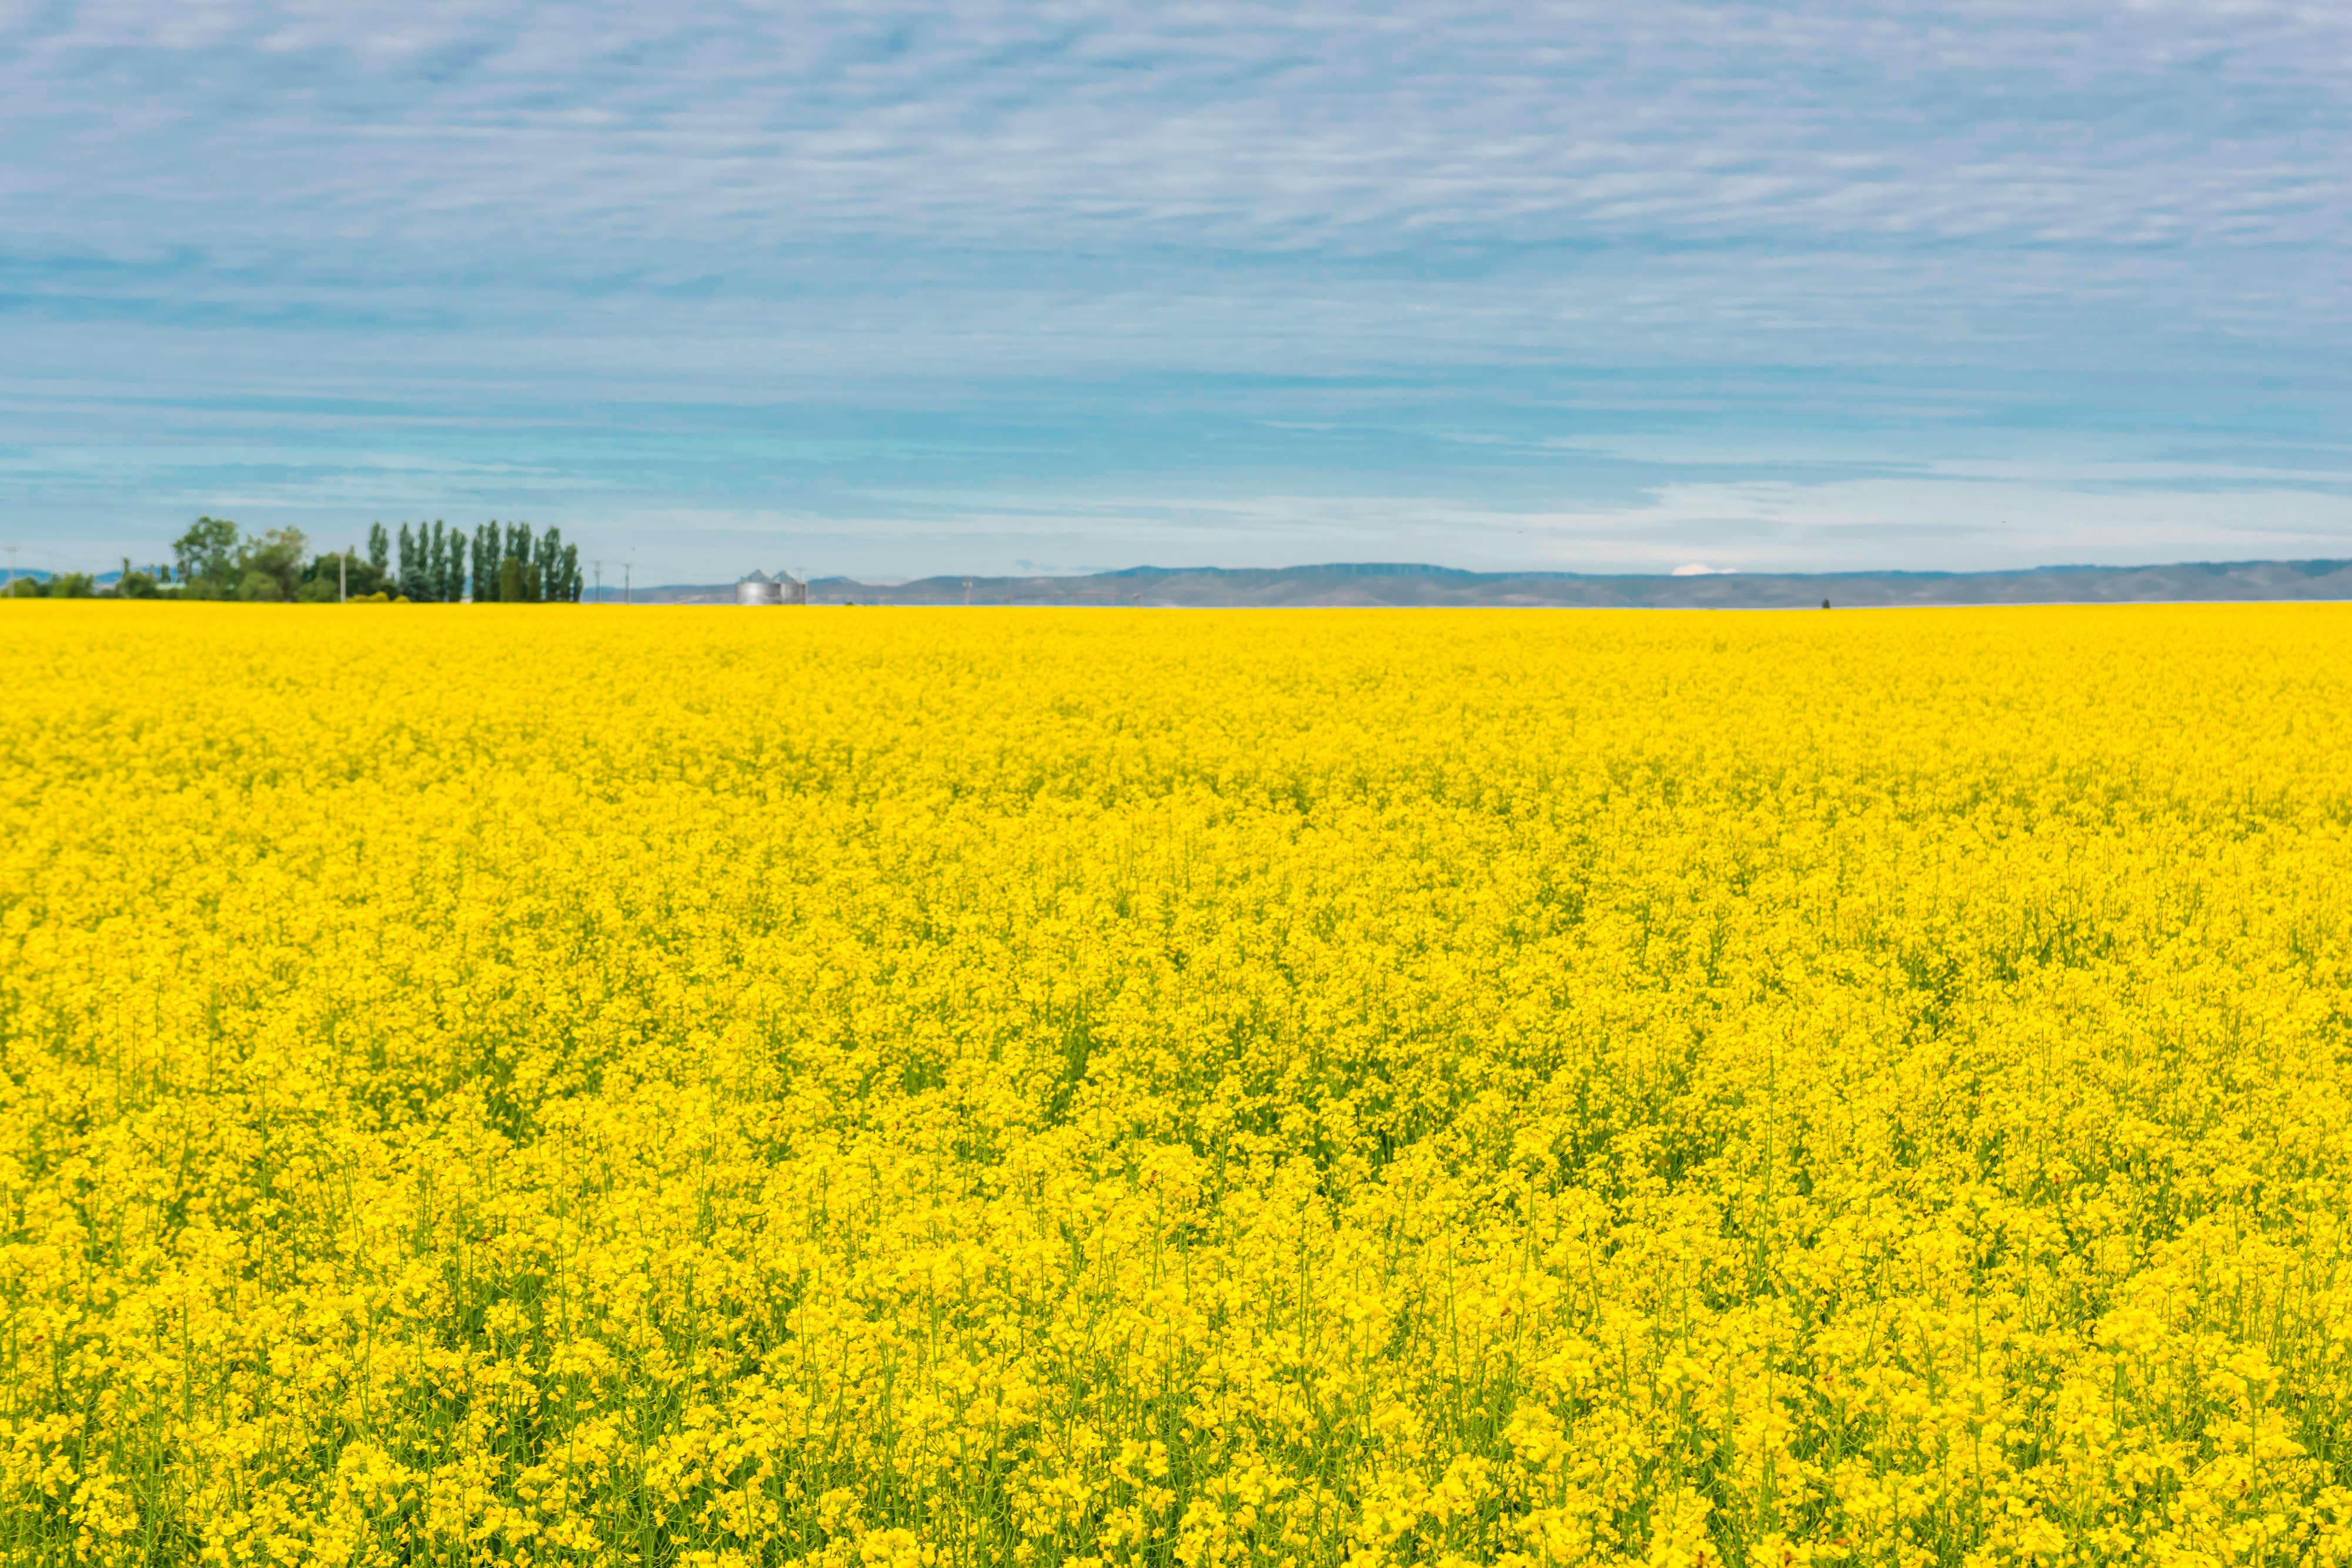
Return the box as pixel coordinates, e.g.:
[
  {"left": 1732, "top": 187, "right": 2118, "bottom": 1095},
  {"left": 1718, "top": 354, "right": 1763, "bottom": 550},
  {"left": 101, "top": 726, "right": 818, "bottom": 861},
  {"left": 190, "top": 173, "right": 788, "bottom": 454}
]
[{"left": 4, "top": 603, "right": 2351, "bottom": 1568}]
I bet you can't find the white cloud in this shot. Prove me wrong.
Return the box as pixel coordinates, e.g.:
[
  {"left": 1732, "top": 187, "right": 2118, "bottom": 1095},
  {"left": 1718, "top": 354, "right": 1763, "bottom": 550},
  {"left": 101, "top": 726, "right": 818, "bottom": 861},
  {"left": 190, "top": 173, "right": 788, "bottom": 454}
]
[{"left": 8, "top": 1, "right": 2350, "bottom": 268}]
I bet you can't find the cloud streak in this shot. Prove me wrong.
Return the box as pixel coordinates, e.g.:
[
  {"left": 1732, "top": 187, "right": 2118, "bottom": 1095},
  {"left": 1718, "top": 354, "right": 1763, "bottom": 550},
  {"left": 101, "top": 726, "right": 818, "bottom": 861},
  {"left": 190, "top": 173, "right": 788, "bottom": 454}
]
[{"left": 3, "top": 1, "right": 2350, "bottom": 574}]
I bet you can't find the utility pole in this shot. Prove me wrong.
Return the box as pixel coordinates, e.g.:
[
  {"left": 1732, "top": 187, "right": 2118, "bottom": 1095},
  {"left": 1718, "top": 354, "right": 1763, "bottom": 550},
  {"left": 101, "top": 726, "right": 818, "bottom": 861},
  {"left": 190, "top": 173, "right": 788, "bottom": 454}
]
[
  {"left": 623, "top": 563, "right": 631, "bottom": 607},
  {"left": 4, "top": 544, "right": 14, "bottom": 596},
  {"left": 594, "top": 560, "right": 603, "bottom": 604},
  {"left": 340, "top": 547, "right": 348, "bottom": 604}
]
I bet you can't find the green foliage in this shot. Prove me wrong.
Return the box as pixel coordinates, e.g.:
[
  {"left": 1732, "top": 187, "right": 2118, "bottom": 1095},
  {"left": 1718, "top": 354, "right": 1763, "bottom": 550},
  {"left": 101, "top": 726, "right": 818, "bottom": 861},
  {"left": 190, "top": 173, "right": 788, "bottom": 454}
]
[
  {"left": 306, "top": 547, "right": 385, "bottom": 600},
  {"left": 471, "top": 524, "right": 492, "bottom": 601},
  {"left": 471, "top": 521, "right": 577, "bottom": 603},
  {"left": 172, "top": 516, "right": 240, "bottom": 589},
  {"left": 109, "top": 557, "right": 161, "bottom": 599},
  {"left": 163, "top": 516, "right": 306, "bottom": 599},
  {"left": 238, "top": 526, "right": 308, "bottom": 601},
  {"left": 386, "top": 519, "right": 472, "bottom": 602},
  {"left": 121, "top": 516, "right": 572, "bottom": 609}
]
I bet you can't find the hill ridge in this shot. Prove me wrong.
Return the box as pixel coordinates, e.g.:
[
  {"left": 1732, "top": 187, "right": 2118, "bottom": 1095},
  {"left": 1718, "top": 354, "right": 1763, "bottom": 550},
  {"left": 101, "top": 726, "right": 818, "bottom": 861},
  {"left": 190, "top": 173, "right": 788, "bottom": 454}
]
[{"left": 611, "top": 557, "right": 2352, "bottom": 607}]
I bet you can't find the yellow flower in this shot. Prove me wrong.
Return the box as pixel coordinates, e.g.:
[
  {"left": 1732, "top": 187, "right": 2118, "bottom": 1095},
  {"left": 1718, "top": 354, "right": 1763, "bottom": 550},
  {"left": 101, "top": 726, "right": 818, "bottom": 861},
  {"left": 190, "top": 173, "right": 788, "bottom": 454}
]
[{"left": 2, "top": 601, "right": 2348, "bottom": 1566}]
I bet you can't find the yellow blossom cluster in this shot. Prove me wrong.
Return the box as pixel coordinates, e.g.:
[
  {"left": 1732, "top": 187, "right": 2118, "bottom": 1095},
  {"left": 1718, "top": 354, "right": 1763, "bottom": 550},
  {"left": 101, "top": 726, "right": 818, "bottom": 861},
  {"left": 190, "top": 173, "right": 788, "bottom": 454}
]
[{"left": 3, "top": 601, "right": 2350, "bottom": 1568}]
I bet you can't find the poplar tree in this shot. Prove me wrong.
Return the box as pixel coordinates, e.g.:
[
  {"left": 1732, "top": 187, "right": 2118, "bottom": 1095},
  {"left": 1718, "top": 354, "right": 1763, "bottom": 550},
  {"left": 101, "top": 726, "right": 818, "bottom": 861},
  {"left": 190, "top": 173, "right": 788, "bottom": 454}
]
[
  {"left": 368, "top": 523, "right": 389, "bottom": 576},
  {"left": 473, "top": 525, "right": 496, "bottom": 602},
  {"left": 458, "top": 520, "right": 579, "bottom": 603}
]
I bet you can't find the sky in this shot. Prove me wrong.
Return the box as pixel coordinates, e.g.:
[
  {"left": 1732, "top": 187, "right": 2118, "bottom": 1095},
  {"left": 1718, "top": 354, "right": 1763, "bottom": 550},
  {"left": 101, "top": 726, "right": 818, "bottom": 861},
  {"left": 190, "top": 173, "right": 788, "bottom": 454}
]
[{"left": 5, "top": 1, "right": 2351, "bottom": 583}]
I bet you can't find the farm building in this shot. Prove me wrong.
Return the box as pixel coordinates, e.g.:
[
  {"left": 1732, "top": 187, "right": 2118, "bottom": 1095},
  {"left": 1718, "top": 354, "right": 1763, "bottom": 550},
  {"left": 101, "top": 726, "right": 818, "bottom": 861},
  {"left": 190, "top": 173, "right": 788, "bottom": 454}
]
[{"left": 736, "top": 570, "right": 807, "bottom": 606}]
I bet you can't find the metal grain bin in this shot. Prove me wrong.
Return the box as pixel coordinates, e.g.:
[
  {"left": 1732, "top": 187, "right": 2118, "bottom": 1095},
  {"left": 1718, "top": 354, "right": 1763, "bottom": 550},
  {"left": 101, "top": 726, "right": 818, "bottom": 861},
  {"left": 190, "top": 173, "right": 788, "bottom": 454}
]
[{"left": 736, "top": 570, "right": 784, "bottom": 606}]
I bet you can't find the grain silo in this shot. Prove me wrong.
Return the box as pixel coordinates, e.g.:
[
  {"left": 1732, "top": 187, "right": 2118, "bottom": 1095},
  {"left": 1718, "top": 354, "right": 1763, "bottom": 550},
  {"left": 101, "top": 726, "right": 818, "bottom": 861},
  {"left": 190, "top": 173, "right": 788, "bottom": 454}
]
[{"left": 736, "top": 569, "right": 784, "bottom": 606}]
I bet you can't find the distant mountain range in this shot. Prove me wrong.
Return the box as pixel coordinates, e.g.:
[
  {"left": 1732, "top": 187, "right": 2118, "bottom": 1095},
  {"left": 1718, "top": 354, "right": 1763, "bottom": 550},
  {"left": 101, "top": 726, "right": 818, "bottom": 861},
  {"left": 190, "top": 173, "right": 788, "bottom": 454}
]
[{"left": 609, "top": 558, "right": 2352, "bottom": 609}]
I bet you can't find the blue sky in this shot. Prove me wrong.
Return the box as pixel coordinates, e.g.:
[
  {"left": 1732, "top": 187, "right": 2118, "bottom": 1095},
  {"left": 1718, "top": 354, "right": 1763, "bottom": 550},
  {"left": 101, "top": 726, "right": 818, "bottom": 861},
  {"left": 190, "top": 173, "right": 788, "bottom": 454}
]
[{"left": 5, "top": 1, "right": 2350, "bottom": 582}]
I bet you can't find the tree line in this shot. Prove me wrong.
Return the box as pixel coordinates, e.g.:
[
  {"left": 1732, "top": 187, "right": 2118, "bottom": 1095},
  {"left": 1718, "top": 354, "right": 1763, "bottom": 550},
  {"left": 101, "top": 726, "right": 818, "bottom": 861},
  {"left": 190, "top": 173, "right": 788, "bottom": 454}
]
[
  {"left": 368, "top": 519, "right": 584, "bottom": 603},
  {"left": 4, "top": 517, "right": 585, "bottom": 601}
]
